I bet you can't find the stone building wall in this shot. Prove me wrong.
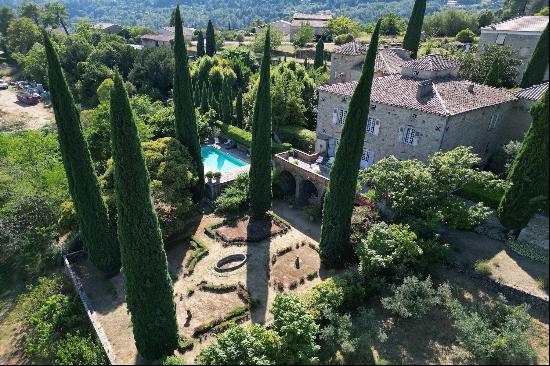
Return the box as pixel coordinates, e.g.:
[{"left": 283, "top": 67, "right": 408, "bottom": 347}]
[
  {"left": 329, "top": 53, "right": 364, "bottom": 83},
  {"left": 440, "top": 103, "right": 515, "bottom": 163},
  {"left": 315, "top": 90, "right": 448, "bottom": 164},
  {"left": 478, "top": 31, "right": 549, "bottom": 81}
]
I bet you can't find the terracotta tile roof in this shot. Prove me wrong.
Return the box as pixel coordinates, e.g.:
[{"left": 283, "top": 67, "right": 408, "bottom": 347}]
[
  {"left": 332, "top": 42, "right": 368, "bottom": 56},
  {"left": 318, "top": 75, "right": 517, "bottom": 116},
  {"left": 401, "top": 55, "right": 460, "bottom": 71},
  {"left": 514, "top": 82, "right": 549, "bottom": 101},
  {"left": 482, "top": 16, "right": 548, "bottom": 32}
]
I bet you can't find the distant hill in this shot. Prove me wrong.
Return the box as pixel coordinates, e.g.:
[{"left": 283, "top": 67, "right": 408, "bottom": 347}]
[{"left": 0, "top": 0, "right": 495, "bottom": 29}]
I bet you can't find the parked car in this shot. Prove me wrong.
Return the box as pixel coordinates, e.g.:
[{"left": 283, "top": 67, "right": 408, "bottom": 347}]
[{"left": 0, "top": 79, "right": 8, "bottom": 90}]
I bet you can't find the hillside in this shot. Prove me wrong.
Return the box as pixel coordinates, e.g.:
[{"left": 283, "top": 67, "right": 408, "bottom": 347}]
[{"left": 0, "top": 0, "right": 489, "bottom": 29}]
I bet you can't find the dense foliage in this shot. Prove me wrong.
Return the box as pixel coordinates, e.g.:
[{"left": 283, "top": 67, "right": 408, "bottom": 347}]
[
  {"left": 214, "top": 173, "right": 250, "bottom": 214},
  {"left": 109, "top": 73, "right": 178, "bottom": 360},
  {"left": 17, "top": 275, "right": 107, "bottom": 364},
  {"left": 320, "top": 21, "right": 380, "bottom": 268}
]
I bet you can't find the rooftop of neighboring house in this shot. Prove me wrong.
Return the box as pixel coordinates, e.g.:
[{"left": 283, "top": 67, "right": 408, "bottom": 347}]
[
  {"left": 401, "top": 54, "right": 461, "bottom": 71},
  {"left": 318, "top": 71, "right": 517, "bottom": 117},
  {"left": 291, "top": 12, "right": 332, "bottom": 28},
  {"left": 272, "top": 19, "right": 292, "bottom": 25},
  {"left": 481, "top": 15, "right": 549, "bottom": 33},
  {"left": 93, "top": 22, "right": 120, "bottom": 30},
  {"left": 332, "top": 42, "right": 412, "bottom": 75},
  {"left": 141, "top": 33, "right": 174, "bottom": 42},
  {"left": 514, "top": 82, "right": 549, "bottom": 101},
  {"left": 159, "top": 26, "right": 196, "bottom": 35}
]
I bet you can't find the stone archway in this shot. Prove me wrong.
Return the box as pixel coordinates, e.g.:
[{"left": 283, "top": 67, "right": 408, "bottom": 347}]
[
  {"left": 297, "top": 179, "right": 319, "bottom": 206},
  {"left": 277, "top": 170, "right": 297, "bottom": 199}
]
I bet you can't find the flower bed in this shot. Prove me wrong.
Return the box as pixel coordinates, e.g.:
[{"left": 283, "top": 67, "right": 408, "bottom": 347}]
[
  {"left": 213, "top": 213, "right": 290, "bottom": 244},
  {"left": 184, "top": 236, "right": 209, "bottom": 274}
]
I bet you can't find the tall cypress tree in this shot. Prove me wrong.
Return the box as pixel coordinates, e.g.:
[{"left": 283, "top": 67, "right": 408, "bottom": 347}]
[
  {"left": 498, "top": 90, "right": 549, "bottom": 231},
  {"left": 403, "top": 0, "right": 426, "bottom": 59},
  {"left": 200, "top": 84, "right": 209, "bottom": 114},
  {"left": 173, "top": 6, "right": 204, "bottom": 202},
  {"left": 43, "top": 32, "right": 120, "bottom": 274},
  {"left": 206, "top": 19, "right": 216, "bottom": 57},
  {"left": 109, "top": 73, "right": 179, "bottom": 360},
  {"left": 235, "top": 90, "right": 244, "bottom": 128},
  {"left": 196, "top": 30, "right": 205, "bottom": 58},
  {"left": 319, "top": 20, "right": 381, "bottom": 268},
  {"left": 520, "top": 24, "right": 549, "bottom": 88},
  {"left": 314, "top": 38, "right": 324, "bottom": 69},
  {"left": 249, "top": 27, "right": 272, "bottom": 217}
]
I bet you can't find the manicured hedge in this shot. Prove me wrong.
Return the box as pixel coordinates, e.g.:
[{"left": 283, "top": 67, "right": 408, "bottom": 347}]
[
  {"left": 277, "top": 126, "right": 316, "bottom": 152},
  {"left": 216, "top": 122, "right": 291, "bottom": 154},
  {"left": 459, "top": 181, "right": 505, "bottom": 209}
]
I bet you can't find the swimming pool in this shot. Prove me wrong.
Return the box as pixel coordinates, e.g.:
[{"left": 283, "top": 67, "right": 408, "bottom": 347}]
[{"left": 201, "top": 146, "right": 247, "bottom": 173}]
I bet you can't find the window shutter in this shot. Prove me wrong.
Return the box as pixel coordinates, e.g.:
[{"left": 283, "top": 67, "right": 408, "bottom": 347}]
[
  {"left": 332, "top": 108, "right": 337, "bottom": 124},
  {"left": 369, "top": 151, "right": 375, "bottom": 165},
  {"left": 374, "top": 120, "right": 380, "bottom": 136},
  {"left": 398, "top": 126, "right": 404, "bottom": 142},
  {"left": 412, "top": 131, "right": 419, "bottom": 146}
]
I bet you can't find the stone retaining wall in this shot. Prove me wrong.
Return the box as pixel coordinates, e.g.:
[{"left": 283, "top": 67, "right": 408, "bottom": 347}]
[{"left": 64, "top": 251, "right": 118, "bottom": 365}]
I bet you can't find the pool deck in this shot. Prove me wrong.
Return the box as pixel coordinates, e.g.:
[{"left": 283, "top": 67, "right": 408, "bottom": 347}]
[{"left": 205, "top": 144, "right": 250, "bottom": 184}]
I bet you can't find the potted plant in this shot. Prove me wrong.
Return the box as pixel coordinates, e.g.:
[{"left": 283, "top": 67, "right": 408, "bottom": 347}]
[
  {"left": 213, "top": 171, "right": 222, "bottom": 183},
  {"left": 205, "top": 171, "right": 214, "bottom": 183}
]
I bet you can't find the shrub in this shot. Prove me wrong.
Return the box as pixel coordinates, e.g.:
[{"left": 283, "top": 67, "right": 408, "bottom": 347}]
[
  {"left": 271, "top": 293, "right": 319, "bottom": 364},
  {"left": 157, "top": 355, "right": 186, "bottom": 365},
  {"left": 350, "top": 203, "right": 380, "bottom": 244},
  {"left": 303, "top": 204, "right": 322, "bottom": 220},
  {"left": 334, "top": 33, "right": 354, "bottom": 45},
  {"left": 276, "top": 126, "right": 316, "bottom": 152},
  {"left": 507, "top": 239, "right": 549, "bottom": 264},
  {"left": 486, "top": 141, "right": 521, "bottom": 178},
  {"left": 381, "top": 276, "right": 444, "bottom": 319},
  {"left": 196, "top": 324, "right": 282, "bottom": 365},
  {"left": 445, "top": 294, "right": 538, "bottom": 364},
  {"left": 55, "top": 334, "right": 107, "bottom": 365},
  {"left": 216, "top": 121, "right": 290, "bottom": 153},
  {"left": 214, "top": 173, "right": 249, "bottom": 214},
  {"left": 473, "top": 260, "right": 492, "bottom": 275},
  {"left": 319, "top": 309, "right": 357, "bottom": 358},
  {"left": 455, "top": 28, "right": 476, "bottom": 43},
  {"left": 459, "top": 170, "right": 508, "bottom": 209},
  {"left": 355, "top": 222, "right": 423, "bottom": 279},
  {"left": 305, "top": 270, "right": 366, "bottom": 321}
]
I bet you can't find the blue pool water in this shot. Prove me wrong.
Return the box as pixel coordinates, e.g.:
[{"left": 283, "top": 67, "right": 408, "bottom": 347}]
[{"left": 201, "top": 146, "right": 247, "bottom": 172}]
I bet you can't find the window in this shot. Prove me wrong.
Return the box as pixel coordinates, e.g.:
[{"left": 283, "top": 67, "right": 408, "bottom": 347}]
[
  {"left": 403, "top": 127, "right": 416, "bottom": 145},
  {"left": 360, "top": 148, "right": 375, "bottom": 167},
  {"left": 495, "top": 34, "right": 506, "bottom": 45},
  {"left": 488, "top": 113, "right": 500, "bottom": 130},
  {"left": 338, "top": 109, "right": 347, "bottom": 125},
  {"left": 366, "top": 117, "right": 380, "bottom": 135},
  {"left": 361, "top": 149, "right": 371, "bottom": 162}
]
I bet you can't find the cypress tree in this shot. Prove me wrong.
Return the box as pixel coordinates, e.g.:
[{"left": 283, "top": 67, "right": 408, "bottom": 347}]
[
  {"left": 235, "top": 90, "right": 244, "bottom": 128},
  {"left": 200, "top": 84, "right": 209, "bottom": 114},
  {"left": 206, "top": 19, "right": 216, "bottom": 56},
  {"left": 249, "top": 27, "right": 272, "bottom": 217},
  {"left": 319, "top": 20, "right": 381, "bottom": 268},
  {"left": 109, "top": 72, "right": 179, "bottom": 360},
  {"left": 43, "top": 32, "right": 120, "bottom": 274},
  {"left": 314, "top": 38, "right": 324, "bottom": 69},
  {"left": 484, "top": 61, "right": 501, "bottom": 87},
  {"left": 498, "top": 90, "right": 549, "bottom": 231},
  {"left": 520, "top": 24, "right": 549, "bottom": 88},
  {"left": 173, "top": 6, "right": 204, "bottom": 202},
  {"left": 196, "top": 30, "right": 205, "bottom": 58},
  {"left": 403, "top": 0, "right": 426, "bottom": 59}
]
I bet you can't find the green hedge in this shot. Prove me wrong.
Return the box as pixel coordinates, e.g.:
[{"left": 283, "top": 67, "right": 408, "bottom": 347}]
[
  {"left": 276, "top": 126, "right": 316, "bottom": 152},
  {"left": 216, "top": 122, "right": 291, "bottom": 154},
  {"left": 459, "top": 181, "right": 505, "bottom": 209}
]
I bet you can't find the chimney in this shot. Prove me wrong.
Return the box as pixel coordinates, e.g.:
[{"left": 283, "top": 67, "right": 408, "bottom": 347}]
[
  {"left": 468, "top": 83, "right": 475, "bottom": 93},
  {"left": 416, "top": 80, "right": 433, "bottom": 99}
]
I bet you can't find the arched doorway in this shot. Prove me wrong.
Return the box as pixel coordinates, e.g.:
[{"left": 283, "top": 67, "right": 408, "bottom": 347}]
[
  {"left": 276, "top": 170, "right": 296, "bottom": 199},
  {"left": 298, "top": 180, "right": 319, "bottom": 206}
]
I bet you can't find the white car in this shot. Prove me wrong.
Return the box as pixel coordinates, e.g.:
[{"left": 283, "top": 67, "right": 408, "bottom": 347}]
[{"left": 0, "top": 80, "right": 8, "bottom": 90}]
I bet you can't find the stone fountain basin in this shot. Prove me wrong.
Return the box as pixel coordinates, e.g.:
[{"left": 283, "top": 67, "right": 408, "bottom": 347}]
[{"left": 214, "top": 254, "right": 247, "bottom": 273}]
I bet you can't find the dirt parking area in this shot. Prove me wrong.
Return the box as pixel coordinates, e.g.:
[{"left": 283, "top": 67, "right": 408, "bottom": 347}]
[{"left": 0, "top": 89, "right": 53, "bottom": 131}]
